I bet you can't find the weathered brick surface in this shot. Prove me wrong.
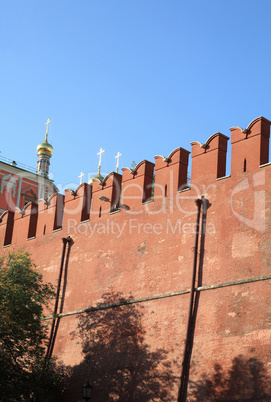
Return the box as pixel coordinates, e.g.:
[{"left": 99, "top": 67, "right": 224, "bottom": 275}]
[{"left": 1, "top": 116, "right": 271, "bottom": 401}]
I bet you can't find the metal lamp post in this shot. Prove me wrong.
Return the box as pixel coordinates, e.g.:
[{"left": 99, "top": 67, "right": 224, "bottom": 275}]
[
  {"left": 82, "top": 381, "right": 92, "bottom": 401},
  {"left": 99, "top": 195, "right": 130, "bottom": 211}
]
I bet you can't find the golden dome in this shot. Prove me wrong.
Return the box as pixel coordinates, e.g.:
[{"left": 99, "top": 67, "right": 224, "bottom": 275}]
[{"left": 37, "top": 136, "right": 53, "bottom": 157}]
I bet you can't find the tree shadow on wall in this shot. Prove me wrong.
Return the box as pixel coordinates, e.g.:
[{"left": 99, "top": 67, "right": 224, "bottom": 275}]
[
  {"left": 190, "top": 355, "right": 271, "bottom": 401},
  {"left": 63, "top": 292, "right": 178, "bottom": 402}
]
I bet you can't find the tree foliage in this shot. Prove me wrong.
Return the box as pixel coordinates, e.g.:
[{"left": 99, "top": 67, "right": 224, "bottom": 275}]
[{"left": 0, "top": 250, "right": 61, "bottom": 401}]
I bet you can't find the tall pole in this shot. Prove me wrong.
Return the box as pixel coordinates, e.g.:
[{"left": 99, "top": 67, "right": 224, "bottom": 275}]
[
  {"left": 178, "top": 198, "right": 203, "bottom": 402},
  {"left": 44, "top": 236, "right": 73, "bottom": 366},
  {"left": 49, "top": 237, "right": 74, "bottom": 358}
]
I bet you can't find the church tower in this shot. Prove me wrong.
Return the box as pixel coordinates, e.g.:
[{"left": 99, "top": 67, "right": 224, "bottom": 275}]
[{"left": 37, "top": 118, "right": 53, "bottom": 178}]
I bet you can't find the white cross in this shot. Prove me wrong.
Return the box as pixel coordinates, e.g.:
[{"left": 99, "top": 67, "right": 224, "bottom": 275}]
[
  {"left": 97, "top": 148, "right": 105, "bottom": 168},
  {"left": 45, "top": 118, "right": 51, "bottom": 140},
  {"left": 115, "top": 152, "right": 122, "bottom": 173},
  {"left": 78, "top": 172, "right": 85, "bottom": 184}
]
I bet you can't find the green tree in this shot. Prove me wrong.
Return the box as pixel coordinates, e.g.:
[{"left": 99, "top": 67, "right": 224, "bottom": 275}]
[{"left": 0, "top": 250, "right": 61, "bottom": 401}]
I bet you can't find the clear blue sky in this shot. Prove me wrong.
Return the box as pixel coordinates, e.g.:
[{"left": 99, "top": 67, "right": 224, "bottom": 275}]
[{"left": 1, "top": 0, "right": 271, "bottom": 191}]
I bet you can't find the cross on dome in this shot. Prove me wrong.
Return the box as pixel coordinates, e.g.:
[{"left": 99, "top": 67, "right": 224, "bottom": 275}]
[
  {"left": 78, "top": 172, "right": 85, "bottom": 184},
  {"left": 115, "top": 152, "right": 122, "bottom": 173},
  {"left": 97, "top": 148, "right": 105, "bottom": 169},
  {"left": 45, "top": 118, "right": 51, "bottom": 141}
]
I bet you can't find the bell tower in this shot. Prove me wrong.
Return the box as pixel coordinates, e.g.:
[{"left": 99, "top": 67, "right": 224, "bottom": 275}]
[{"left": 37, "top": 118, "right": 54, "bottom": 177}]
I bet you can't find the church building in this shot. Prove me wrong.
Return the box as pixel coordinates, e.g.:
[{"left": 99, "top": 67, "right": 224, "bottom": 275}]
[{"left": 0, "top": 119, "right": 57, "bottom": 214}]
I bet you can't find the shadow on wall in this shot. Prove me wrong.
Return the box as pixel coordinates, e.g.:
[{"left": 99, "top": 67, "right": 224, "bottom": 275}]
[
  {"left": 62, "top": 292, "right": 178, "bottom": 402},
  {"left": 189, "top": 355, "right": 271, "bottom": 401}
]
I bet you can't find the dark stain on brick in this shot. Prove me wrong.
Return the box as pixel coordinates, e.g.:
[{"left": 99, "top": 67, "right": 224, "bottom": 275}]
[{"left": 137, "top": 240, "right": 147, "bottom": 255}]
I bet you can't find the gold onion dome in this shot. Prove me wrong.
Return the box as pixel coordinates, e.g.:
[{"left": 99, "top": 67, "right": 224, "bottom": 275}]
[{"left": 37, "top": 135, "right": 53, "bottom": 157}]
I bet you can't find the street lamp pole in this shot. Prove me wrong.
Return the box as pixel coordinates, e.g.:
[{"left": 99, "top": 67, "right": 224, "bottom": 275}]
[{"left": 82, "top": 381, "right": 93, "bottom": 401}]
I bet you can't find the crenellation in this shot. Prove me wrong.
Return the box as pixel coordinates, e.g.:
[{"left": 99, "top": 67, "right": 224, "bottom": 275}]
[
  {"left": 154, "top": 147, "right": 190, "bottom": 200},
  {"left": 191, "top": 132, "right": 229, "bottom": 184},
  {"left": 122, "top": 160, "right": 155, "bottom": 208},
  {"left": 230, "top": 116, "right": 271, "bottom": 176},
  {"left": 1, "top": 117, "right": 271, "bottom": 248},
  {"left": 62, "top": 183, "right": 92, "bottom": 227},
  {"left": 11, "top": 203, "right": 37, "bottom": 245},
  {"left": 90, "top": 172, "right": 122, "bottom": 218},
  {"left": 53, "top": 193, "right": 64, "bottom": 231},
  {"left": 36, "top": 194, "right": 63, "bottom": 238}
]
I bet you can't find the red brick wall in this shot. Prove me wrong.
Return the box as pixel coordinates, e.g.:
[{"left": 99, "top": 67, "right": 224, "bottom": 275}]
[{"left": 1, "top": 116, "right": 271, "bottom": 401}]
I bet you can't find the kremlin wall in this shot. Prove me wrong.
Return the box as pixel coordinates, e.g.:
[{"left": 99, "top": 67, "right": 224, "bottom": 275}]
[{"left": 1, "top": 116, "right": 271, "bottom": 400}]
